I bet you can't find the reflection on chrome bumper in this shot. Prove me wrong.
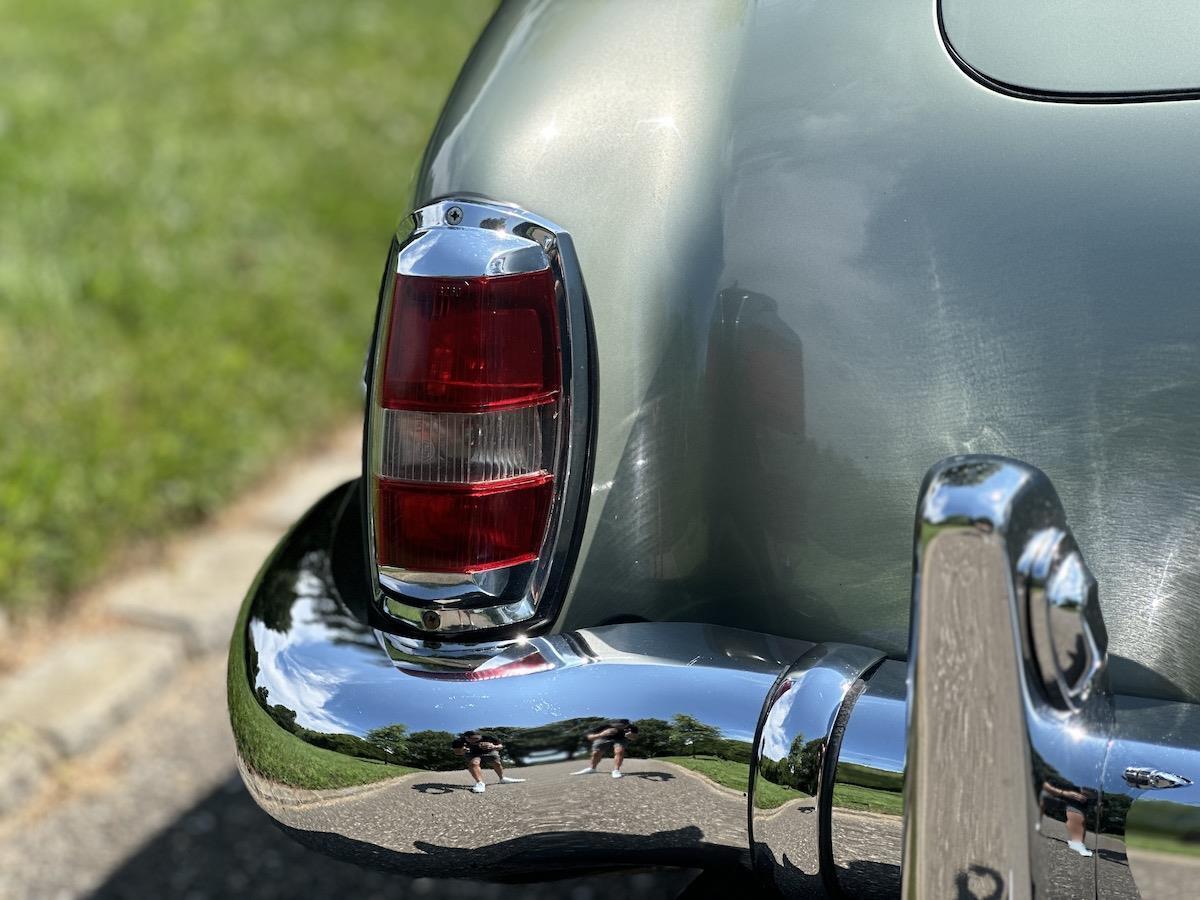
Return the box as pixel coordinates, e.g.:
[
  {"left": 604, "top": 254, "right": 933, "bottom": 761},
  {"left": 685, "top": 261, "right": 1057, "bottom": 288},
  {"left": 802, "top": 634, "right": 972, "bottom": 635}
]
[
  {"left": 228, "top": 483, "right": 815, "bottom": 876},
  {"left": 229, "top": 473, "right": 1200, "bottom": 897}
]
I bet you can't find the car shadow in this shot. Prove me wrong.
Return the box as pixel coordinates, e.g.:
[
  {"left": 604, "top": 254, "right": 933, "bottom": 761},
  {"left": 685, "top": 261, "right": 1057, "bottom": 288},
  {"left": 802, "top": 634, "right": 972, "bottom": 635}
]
[{"left": 88, "top": 771, "right": 698, "bottom": 899}]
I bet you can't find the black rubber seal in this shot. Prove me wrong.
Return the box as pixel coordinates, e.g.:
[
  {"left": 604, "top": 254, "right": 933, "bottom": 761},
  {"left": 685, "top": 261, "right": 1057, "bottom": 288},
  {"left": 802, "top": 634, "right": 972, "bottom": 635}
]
[{"left": 937, "top": 1, "right": 1200, "bottom": 105}]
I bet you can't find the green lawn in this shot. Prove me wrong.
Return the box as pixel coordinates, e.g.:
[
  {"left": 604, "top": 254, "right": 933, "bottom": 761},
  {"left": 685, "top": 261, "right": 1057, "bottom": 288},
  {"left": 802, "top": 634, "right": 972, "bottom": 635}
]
[
  {"left": 1125, "top": 831, "right": 1200, "bottom": 859},
  {"left": 1126, "top": 799, "right": 1200, "bottom": 859},
  {"left": 662, "top": 755, "right": 808, "bottom": 810},
  {"left": 831, "top": 782, "right": 903, "bottom": 817},
  {"left": 228, "top": 555, "right": 414, "bottom": 790},
  {"left": 662, "top": 755, "right": 904, "bottom": 815},
  {"left": 0, "top": 0, "right": 495, "bottom": 614},
  {"left": 832, "top": 761, "right": 904, "bottom": 816}
]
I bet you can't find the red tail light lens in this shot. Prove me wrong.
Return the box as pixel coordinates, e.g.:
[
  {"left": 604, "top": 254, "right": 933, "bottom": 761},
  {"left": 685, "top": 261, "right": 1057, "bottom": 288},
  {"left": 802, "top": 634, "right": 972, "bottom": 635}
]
[
  {"left": 380, "top": 270, "right": 560, "bottom": 412},
  {"left": 374, "top": 474, "right": 554, "bottom": 573}
]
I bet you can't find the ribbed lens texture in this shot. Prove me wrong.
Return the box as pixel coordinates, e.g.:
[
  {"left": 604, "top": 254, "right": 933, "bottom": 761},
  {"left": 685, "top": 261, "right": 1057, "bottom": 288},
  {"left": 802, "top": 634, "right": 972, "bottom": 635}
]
[
  {"left": 371, "top": 259, "right": 564, "bottom": 581},
  {"left": 381, "top": 270, "right": 560, "bottom": 412},
  {"left": 374, "top": 475, "right": 554, "bottom": 573},
  {"left": 379, "top": 404, "right": 552, "bottom": 484}
]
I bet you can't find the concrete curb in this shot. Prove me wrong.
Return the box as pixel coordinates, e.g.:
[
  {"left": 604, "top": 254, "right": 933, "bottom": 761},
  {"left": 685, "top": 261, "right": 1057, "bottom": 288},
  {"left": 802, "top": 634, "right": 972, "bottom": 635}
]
[
  {"left": 0, "top": 424, "right": 362, "bottom": 821},
  {"left": 0, "top": 725, "right": 57, "bottom": 818}
]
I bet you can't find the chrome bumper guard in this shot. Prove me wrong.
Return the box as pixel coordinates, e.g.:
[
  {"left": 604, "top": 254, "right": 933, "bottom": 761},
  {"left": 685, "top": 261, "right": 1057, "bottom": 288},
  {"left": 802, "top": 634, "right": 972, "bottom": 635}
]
[{"left": 229, "top": 458, "right": 1199, "bottom": 897}]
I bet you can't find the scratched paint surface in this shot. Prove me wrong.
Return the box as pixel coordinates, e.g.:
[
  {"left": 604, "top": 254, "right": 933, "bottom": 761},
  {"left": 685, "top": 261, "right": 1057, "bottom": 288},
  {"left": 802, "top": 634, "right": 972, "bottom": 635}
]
[{"left": 417, "top": 0, "right": 1200, "bottom": 701}]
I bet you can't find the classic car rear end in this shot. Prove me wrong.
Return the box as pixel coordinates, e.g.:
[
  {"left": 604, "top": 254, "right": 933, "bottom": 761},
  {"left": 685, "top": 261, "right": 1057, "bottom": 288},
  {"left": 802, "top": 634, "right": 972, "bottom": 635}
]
[{"left": 229, "top": 2, "right": 1200, "bottom": 896}]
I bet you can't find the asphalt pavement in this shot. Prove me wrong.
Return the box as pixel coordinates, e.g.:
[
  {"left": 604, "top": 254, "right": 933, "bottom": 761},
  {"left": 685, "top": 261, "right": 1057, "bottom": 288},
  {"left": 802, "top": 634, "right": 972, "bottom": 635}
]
[
  {"left": 0, "top": 654, "right": 697, "bottom": 899},
  {"left": 255, "top": 755, "right": 751, "bottom": 882},
  {"left": 2, "top": 632, "right": 1186, "bottom": 899}
]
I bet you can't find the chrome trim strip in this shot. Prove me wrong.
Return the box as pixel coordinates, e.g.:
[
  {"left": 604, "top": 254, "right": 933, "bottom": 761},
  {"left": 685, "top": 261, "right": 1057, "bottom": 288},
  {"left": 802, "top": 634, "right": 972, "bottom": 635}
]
[
  {"left": 749, "top": 643, "right": 884, "bottom": 897},
  {"left": 831, "top": 659, "right": 906, "bottom": 899},
  {"left": 378, "top": 594, "right": 538, "bottom": 633}
]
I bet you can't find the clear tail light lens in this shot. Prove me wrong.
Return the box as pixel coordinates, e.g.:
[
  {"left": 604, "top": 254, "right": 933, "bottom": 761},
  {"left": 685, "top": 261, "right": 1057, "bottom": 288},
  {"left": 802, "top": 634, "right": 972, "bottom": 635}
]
[{"left": 366, "top": 201, "right": 591, "bottom": 636}]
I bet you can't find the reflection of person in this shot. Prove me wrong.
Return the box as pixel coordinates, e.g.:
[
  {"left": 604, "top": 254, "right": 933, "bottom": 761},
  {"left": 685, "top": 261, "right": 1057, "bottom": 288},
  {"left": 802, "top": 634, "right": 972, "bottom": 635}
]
[
  {"left": 573, "top": 720, "right": 638, "bottom": 779},
  {"left": 451, "top": 731, "right": 525, "bottom": 794},
  {"left": 1039, "top": 781, "right": 1093, "bottom": 858}
]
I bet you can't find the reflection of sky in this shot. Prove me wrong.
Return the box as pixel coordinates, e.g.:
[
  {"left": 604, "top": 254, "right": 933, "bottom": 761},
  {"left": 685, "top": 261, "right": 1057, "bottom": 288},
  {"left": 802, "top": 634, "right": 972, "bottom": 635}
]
[
  {"left": 923, "top": 464, "right": 1029, "bottom": 528},
  {"left": 251, "top": 594, "right": 396, "bottom": 735},
  {"left": 251, "top": 593, "right": 768, "bottom": 742},
  {"left": 1030, "top": 713, "right": 1109, "bottom": 793},
  {"left": 761, "top": 685, "right": 797, "bottom": 762},
  {"left": 838, "top": 680, "right": 906, "bottom": 777}
]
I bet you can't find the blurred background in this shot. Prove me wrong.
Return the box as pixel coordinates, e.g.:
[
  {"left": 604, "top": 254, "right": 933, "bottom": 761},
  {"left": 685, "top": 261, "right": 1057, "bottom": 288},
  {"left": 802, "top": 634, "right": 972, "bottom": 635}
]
[
  {"left": 0, "top": 1, "right": 695, "bottom": 896},
  {"left": 0, "top": 0, "right": 488, "bottom": 620}
]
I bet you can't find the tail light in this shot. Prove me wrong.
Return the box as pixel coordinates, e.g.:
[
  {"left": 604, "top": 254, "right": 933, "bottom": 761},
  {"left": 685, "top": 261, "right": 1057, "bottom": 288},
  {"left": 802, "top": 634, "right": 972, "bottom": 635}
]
[{"left": 366, "top": 200, "right": 593, "bottom": 637}]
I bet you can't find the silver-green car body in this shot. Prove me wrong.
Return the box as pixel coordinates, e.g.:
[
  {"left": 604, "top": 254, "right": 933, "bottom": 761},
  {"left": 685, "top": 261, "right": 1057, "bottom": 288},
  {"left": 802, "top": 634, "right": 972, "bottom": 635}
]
[
  {"left": 226, "top": 2, "right": 1200, "bottom": 895},
  {"left": 417, "top": 0, "right": 1200, "bottom": 703}
]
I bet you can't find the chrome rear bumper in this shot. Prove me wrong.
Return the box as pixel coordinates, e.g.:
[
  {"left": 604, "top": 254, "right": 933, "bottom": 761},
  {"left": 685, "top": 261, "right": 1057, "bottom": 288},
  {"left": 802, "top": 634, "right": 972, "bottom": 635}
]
[{"left": 230, "top": 462, "right": 1200, "bottom": 897}]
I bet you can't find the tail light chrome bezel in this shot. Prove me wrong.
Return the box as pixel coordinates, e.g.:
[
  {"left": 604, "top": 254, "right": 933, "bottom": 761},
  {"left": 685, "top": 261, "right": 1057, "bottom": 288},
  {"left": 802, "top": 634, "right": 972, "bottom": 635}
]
[{"left": 363, "top": 198, "right": 595, "bottom": 638}]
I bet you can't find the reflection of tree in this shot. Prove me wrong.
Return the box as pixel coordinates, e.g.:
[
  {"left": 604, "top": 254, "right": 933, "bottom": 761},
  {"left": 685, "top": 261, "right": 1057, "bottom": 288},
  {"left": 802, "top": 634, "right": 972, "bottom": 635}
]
[
  {"left": 669, "top": 714, "right": 723, "bottom": 757},
  {"left": 238, "top": 712, "right": 754, "bottom": 771},
  {"left": 714, "top": 737, "right": 753, "bottom": 764},
  {"left": 1098, "top": 792, "right": 1133, "bottom": 837},
  {"left": 401, "top": 730, "right": 459, "bottom": 771},
  {"left": 365, "top": 724, "right": 409, "bottom": 759},
  {"left": 253, "top": 687, "right": 392, "bottom": 763},
  {"left": 625, "top": 716, "right": 753, "bottom": 762},
  {"left": 252, "top": 549, "right": 378, "bottom": 651},
  {"left": 757, "top": 733, "right": 824, "bottom": 795},
  {"left": 257, "top": 685, "right": 298, "bottom": 734},
  {"left": 787, "top": 734, "right": 823, "bottom": 795},
  {"left": 629, "top": 718, "right": 672, "bottom": 758},
  {"left": 256, "top": 568, "right": 300, "bottom": 634}
]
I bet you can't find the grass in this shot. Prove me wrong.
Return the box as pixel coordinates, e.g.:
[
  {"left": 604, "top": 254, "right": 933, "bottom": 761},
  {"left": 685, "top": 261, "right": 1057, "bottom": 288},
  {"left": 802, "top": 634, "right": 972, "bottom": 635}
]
[
  {"left": 1125, "top": 799, "right": 1200, "bottom": 859},
  {"left": 831, "top": 782, "right": 903, "bottom": 817},
  {"left": 0, "top": 0, "right": 496, "bottom": 614},
  {"left": 662, "top": 756, "right": 904, "bottom": 815},
  {"left": 1125, "top": 830, "right": 1200, "bottom": 859},
  {"left": 662, "top": 755, "right": 806, "bottom": 810},
  {"left": 831, "top": 761, "right": 904, "bottom": 816},
  {"left": 227, "top": 551, "right": 413, "bottom": 790}
]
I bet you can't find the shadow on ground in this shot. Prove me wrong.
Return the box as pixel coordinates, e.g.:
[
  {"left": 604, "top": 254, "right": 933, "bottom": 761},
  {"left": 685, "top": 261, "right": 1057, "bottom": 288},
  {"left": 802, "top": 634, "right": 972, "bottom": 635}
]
[{"left": 90, "top": 773, "right": 699, "bottom": 899}]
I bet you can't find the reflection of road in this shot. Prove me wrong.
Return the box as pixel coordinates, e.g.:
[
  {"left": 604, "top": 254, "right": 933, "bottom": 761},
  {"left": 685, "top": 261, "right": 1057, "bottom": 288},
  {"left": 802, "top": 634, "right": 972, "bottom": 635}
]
[
  {"left": 753, "top": 798, "right": 906, "bottom": 898},
  {"left": 0, "top": 656, "right": 696, "bottom": 898},
  {"left": 832, "top": 807, "right": 902, "bottom": 899},
  {"left": 264, "top": 757, "right": 751, "bottom": 878},
  {"left": 1105, "top": 839, "right": 1200, "bottom": 899}
]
